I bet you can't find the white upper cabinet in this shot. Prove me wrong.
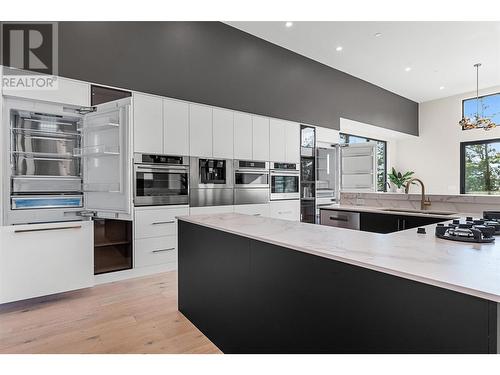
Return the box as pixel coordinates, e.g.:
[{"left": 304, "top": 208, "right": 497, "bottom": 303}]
[
  {"left": 212, "top": 108, "right": 234, "bottom": 159},
  {"left": 270, "top": 118, "right": 300, "bottom": 163},
  {"left": 316, "top": 126, "right": 340, "bottom": 145},
  {"left": 189, "top": 104, "right": 213, "bottom": 157},
  {"left": 285, "top": 121, "right": 300, "bottom": 164},
  {"left": 269, "top": 119, "right": 286, "bottom": 162},
  {"left": 234, "top": 112, "right": 253, "bottom": 160},
  {"left": 2, "top": 75, "right": 90, "bottom": 107},
  {"left": 252, "top": 116, "right": 270, "bottom": 161},
  {"left": 163, "top": 98, "right": 189, "bottom": 156},
  {"left": 133, "top": 93, "right": 163, "bottom": 154}
]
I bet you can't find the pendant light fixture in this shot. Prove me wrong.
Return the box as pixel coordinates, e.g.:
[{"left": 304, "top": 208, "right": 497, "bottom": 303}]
[{"left": 459, "top": 63, "right": 496, "bottom": 130}]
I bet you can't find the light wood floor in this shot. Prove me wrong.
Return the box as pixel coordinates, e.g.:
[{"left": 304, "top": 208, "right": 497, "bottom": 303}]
[{"left": 0, "top": 271, "right": 222, "bottom": 354}]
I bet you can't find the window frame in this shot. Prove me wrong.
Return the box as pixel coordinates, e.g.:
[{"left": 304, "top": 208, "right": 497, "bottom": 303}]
[
  {"left": 460, "top": 138, "right": 500, "bottom": 194},
  {"left": 461, "top": 91, "right": 500, "bottom": 130},
  {"left": 339, "top": 132, "right": 387, "bottom": 192}
]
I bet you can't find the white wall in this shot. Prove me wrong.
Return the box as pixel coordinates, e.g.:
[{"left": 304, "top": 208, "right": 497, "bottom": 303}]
[{"left": 395, "top": 85, "right": 500, "bottom": 195}]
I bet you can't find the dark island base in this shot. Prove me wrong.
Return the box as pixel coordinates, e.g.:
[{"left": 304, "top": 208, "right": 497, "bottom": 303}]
[{"left": 178, "top": 221, "right": 498, "bottom": 354}]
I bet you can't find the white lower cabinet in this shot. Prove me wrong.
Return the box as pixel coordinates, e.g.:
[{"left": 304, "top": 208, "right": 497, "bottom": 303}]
[
  {"left": 270, "top": 200, "right": 300, "bottom": 221},
  {"left": 189, "top": 206, "right": 234, "bottom": 215},
  {"left": 134, "top": 206, "right": 188, "bottom": 239},
  {"left": 0, "top": 221, "right": 94, "bottom": 304},
  {"left": 135, "top": 236, "right": 177, "bottom": 268},
  {"left": 234, "top": 204, "right": 270, "bottom": 218},
  {"left": 134, "top": 206, "right": 189, "bottom": 270}
]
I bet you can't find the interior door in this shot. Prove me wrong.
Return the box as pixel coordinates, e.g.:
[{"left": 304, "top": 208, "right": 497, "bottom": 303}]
[
  {"left": 340, "top": 142, "right": 377, "bottom": 192},
  {"left": 82, "top": 97, "right": 132, "bottom": 218}
]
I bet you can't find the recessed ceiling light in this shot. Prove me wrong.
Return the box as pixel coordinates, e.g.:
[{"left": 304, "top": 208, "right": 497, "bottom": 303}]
[
  {"left": 285, "top": 21, "right": 293, "bottom": 28},
  {"left": 374, "top": 32, "right": 382, "bottom": 37},
  {"left": 336, "top": 46, "right": 343, "bottom": 52},
  {"left": 404, "top": 67, "right": 412, "bottom": 72},
  {"left": 439, "top": 86, "right": 445, "bottom": 90}
]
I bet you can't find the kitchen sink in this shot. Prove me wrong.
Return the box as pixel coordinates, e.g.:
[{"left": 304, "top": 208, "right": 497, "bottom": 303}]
[{"left": 381, "top": 208, "right": 457, "bottom": 216}]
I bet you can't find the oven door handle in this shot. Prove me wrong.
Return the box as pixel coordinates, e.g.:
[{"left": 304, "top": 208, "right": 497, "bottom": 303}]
[
  {"left": 270, "top": 171, "right": 300, "bottom": 176},
  {"left": 136, "top": 166, "right": 189, "bottom": 172},
  {"left": 235, "top": 170, "right": 269, "bottom": 174}
]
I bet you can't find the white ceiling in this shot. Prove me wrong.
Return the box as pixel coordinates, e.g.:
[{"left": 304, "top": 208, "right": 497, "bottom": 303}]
[{"left": 225, "top": 21, "right": 500, "bottom": 103}]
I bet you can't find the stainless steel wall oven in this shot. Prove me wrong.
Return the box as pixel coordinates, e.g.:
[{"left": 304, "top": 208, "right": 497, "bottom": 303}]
[
  {"left": 134, "top": 153, "right": 189, "bottom": 206},
  {"left": 270, "top": 162, "right": 300, "bottom": 201}
]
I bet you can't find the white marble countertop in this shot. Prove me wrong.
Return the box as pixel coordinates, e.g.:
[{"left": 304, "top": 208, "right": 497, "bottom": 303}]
[
  {"left": 319, "top": 204, "right": 463, "bottom": 219},
  {"left": 178, "top": 213, "right": 500, "bottom": 303}
]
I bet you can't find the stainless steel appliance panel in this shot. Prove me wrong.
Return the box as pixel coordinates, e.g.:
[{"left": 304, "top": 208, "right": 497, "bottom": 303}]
[
  {"left": 234, "top": 188, "right": 269, "bottom": 205},
  {"left": 13, "top": 154, "right": 80, "bottom": 177},
  {"left": 12, "top": 176, "right": 82, "bottom": 193},
  {"left": 13, "top": 114, "right": 80, "bottom": 135},
  {"left": 320, "top": 210, "right": 360, "bottom": 230},
  {"left": 234, "top": 171, "right": 269, "bottom": 187},
  {"left": 189, "top": 188, "right": 234, "bottom": 207},
  {"left": 13, "top": 131, "right": 79, "bottom": 157}
]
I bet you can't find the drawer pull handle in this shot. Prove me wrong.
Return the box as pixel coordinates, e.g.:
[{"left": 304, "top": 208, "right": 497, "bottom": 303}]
[
  {"left": 152, "top": 247, "right": 175, "bottom": 253},
  {"left": 14, "top": 225, "right": 82, "bottom": 233},
  {"left": 329, "top": 216, "right": 349, "bottom": 222},
  {"left": 252, "top": 214, "right": 261, "bottom": 216},
  {"left": 151, "top": 220, "right": 175, "bottom": 225}
]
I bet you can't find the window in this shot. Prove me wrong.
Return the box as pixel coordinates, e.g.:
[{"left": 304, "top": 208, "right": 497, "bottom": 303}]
[
  {"left": 461, "top": 139, "right": 500, "bottom": 195},
  {"left": 339, "top": 133, "right": 387, "bottom": 192},
  {"left": 462, "top": 92, "right": 500, "bottom": 128}
]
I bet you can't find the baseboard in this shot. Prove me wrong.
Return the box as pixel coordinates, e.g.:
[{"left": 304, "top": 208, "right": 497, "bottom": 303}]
[{"left": 94, "top": 262, "right": 177, "bottom": 285}]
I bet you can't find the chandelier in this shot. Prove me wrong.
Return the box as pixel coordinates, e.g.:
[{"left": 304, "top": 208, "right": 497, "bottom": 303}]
[{"left": 459, "top": 63, "right": 496, "bottom": 131}]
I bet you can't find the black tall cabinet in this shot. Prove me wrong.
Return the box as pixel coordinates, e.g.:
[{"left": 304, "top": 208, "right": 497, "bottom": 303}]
[{"left": 300, "top": 126, "right": 316, "bottom": 223}]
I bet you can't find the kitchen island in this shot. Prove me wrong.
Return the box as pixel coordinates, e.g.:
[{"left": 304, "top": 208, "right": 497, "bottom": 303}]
[{"left": 177, "top": 213, "right": 500, "bottom": 353}]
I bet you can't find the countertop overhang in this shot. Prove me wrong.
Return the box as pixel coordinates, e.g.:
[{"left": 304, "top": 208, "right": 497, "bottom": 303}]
[{"left": 178, "top": 213, "right": 500, "bottom": 303}]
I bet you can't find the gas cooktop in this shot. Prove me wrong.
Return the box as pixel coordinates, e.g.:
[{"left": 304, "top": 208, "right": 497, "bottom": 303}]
[{"left": 434, "top": 211, "right": 500, "bottom": 243}]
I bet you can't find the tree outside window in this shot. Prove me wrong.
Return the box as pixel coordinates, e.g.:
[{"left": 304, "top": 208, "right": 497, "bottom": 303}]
[{"left": 461, "top": 139, "right": 500, "bottom": 195}]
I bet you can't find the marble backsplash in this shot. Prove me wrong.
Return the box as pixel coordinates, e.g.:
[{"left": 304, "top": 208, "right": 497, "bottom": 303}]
[{"left": 340, "top": 192, "right": 500, "bottom": 215}]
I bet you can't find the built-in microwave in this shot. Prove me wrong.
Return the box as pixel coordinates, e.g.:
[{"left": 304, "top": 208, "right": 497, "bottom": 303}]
[
  {"left": 270, "top": 162, "right": 300, "bottom": 201},
  {"left": 234, "top": 160, "right": 269, "bottom": 204},
  {"left": 134, "top": 153, "right": 189, "bottom": 206}
]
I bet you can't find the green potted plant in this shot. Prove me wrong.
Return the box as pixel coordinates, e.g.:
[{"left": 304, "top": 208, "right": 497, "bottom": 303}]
[{"left": 388, "top": 168, "right": 414, "bottom": 193}]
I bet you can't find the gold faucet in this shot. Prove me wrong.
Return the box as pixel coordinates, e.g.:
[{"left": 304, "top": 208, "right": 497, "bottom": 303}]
[{"left": 405, "top": 178, "right": 431, "bottom": 210}]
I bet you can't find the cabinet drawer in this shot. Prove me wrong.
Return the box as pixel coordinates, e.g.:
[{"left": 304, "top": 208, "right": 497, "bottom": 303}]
[
  {"left": 270, "top": 201, "right": 300, "bottom": 221},
  {"left": 135, "top": 236, "right": 177, "bottom": 268},
  {"left": 134, "top": 207, "right": 189, "bottom": 239},
  {"left": 0, "top": 221, "right": 93, "bottom": 303}
]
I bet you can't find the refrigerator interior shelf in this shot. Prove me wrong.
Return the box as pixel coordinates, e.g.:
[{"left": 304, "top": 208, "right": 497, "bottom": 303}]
[
  {"left": 12, "top": 150, "right": 78, "bottom": 159},
  {"left": 74, "top": 145, "right": 120, "bottom": 157},
  {"left": 79, "top": 119, "right": 119, "bottom": 132}
]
